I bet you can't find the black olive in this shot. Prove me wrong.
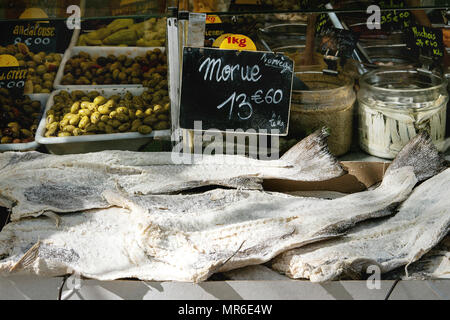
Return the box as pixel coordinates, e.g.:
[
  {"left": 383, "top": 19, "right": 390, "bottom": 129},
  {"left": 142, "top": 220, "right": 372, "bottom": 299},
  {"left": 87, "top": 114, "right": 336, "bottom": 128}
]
[{"left": 96, "top": 57, "right": 108, "bottom": 67}]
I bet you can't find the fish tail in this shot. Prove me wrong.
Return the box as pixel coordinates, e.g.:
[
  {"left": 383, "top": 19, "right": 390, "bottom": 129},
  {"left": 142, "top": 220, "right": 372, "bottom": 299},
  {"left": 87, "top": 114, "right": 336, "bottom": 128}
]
[
  {"left": 387, "top": 131, "right": 446, "bottom": 182},
  {"left": 280, "top": 127, "right": 344, "bottom": 177}
]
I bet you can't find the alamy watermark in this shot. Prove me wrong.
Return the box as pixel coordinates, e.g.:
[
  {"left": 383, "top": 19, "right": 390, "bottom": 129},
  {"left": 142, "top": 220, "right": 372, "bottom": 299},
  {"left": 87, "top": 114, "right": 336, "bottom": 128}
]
[
  {"left": 171, "top": 121, "right": 281, "bottom": 164},
  {"left": 66, "top": 5, "right": 81, "bottom": 30}
]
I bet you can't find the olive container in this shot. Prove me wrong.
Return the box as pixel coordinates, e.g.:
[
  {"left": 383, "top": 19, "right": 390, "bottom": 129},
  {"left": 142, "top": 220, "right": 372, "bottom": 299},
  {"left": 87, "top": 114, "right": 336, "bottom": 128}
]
[
  {"left": 35, "top": 88, "right": 170, "bottom": 154},
  {"left": 358, "top": 69, "right": 448, "bottom": 159},
  {"left": 54, "top": 46, "right": 165, "bottom": 90},
  {"left": 0, "top": 94, "right": 48, "bottom": 152},
  {"left": 290, "top": 71, "right": 356, "bottom": 156}
]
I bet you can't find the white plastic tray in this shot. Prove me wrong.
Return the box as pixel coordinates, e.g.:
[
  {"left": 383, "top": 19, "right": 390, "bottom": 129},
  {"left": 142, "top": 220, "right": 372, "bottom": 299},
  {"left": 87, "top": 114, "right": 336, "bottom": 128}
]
[
  {"left": 0, "top": 94, "right": 49, "bottom": 152},
  {"left": 54, "top": 46, "right": 165, "bottom": 90},
  {"left": 35, "top": 87, "right": 170, "bottom": 154}
]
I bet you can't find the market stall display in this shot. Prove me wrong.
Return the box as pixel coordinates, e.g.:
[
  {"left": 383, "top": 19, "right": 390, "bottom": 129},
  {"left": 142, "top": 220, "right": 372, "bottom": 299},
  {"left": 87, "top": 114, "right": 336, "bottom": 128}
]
[{"left": 0, "top": 1, "right": 449, "bottom": 298}]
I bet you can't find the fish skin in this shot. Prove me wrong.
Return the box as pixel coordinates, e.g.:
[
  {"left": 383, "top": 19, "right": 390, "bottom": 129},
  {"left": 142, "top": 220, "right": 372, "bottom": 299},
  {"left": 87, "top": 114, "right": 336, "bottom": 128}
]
[
  {"left": 0, "top": 164, "right": 417, "bottom": 282},
  {"left": 271, "top": 168, "right": 450, "bottom": 282},
  {"left": 0, "top": 128, "right": 344, "bottom": 221},
  {"left": 383, "top": 235, "right": 450, "bottom": 280}
]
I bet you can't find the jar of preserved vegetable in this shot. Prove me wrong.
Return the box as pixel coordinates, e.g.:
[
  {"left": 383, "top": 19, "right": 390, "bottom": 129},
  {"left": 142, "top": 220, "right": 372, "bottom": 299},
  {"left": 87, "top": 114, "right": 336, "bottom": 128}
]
[
  {"left": 358, "top": 69, "right": 448, "bottom": 159},
  {"left": 290, "top": 71, "right": 356, "bottom": 156}
]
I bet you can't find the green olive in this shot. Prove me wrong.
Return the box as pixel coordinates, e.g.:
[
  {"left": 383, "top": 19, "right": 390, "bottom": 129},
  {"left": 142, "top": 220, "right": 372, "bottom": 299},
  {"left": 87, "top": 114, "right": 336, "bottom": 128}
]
[
  {"left": 90, "top": 112, "right": 101, "bottom": 124},
  {"left": 63, "top": 125, "right": 76, "bottom": 133},
  {"left": 46, "top": 114, "right": 55, "bottom": 125},
  {"left": 138, "top": 125, "right": 152, "bottom": 135},
  {"left": 97, "top": 121, "right": 106, "bottom": 131},
  {"left": 80, "top": 101, "right": 91, "bottom": 109},
  {"left": 100, "top": 115, "right": 109, "bottom": 122},
  {"left": 78, "top": 109, "right": 92, "bottom": 117},
  {"left": 143, "top": 115, "right": 157, "bottom": 125},
  {"left": 69, "top": 114, "right": 81, "bottom": 126},
  {"left": 154, "top": 121, "right": 169, "bottom": 130},
  {"left": 118, "top": 123, "right": 131, "bottom": 132},
  {"left": 58, "top": 132, "right": 72, "bottom": 137},
  {"left": 131, "top": 119, "right": 142, "bottom": 132},
  {"left": 79, "top": 116, "right": 90, "bottom": 129},
  {"left": 98, "top": 104, "right": 111, "bottom": 115},
  {"left": 116, "top": 106, "right": 128, "bottom": 114},
  {"left": 104, "top": 124, "right": 114, "bottom": 133},
  {"left": 20, "top": 129, "right": 33, "bottom": 137},
  {"left": 116, "top": 113, "right": 129, "bottom": 122},
  {"left": 93, "top": 96, "right": 107, "bottom": 106},
  {"left": 153, "top": 104, "right": 163, "bottom": 114},
  {"left": 111, "top": 119, "right": 121, "bottom": 128},
  {"left": 73, "top": 128, "right": 83, "bottom": 136},
  {"left": 157, "top": 114, "right": 169, "bottom": 121},
  {"left": 46, "top": 122, "right": 58, "bottom": 135},
  {"left": 70, "top": 102, "right": 81, "bottom": 113},
  {"left": 1, "top": 136, "right": 13, "bottom": 144},
  {"left": 85, "top": 123, "right": 97, "bottom": 132},
  {"left": 135, "top": 109, "right": 144, "bottom": 118},
  {"left": 109, "top": 111, "right": 118, "bottom": 119},
  {"left": 59, "top": 118, "right": 69, "bottom": 129},
  {"left": 144, "top": 108, "right": 153, "bottom": 116}
]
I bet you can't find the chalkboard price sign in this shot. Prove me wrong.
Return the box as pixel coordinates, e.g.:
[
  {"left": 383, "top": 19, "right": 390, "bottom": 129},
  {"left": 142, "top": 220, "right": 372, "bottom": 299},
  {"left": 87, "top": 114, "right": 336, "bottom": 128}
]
[
  {"left": 180, "top": 47, "right": 293, "bottom": 135},
  {"left": 0, "top": 66, "right": 28, "bottom": 96},
  {"left": 406, "top": 25, "right": 444, "bottom": 60},
  {"left": 0, "top": 20, "right": 72, "bottom": 53},
  {"left": 319, "top": 28, "right": 360, "bottom": 60},
  {"left": 380, "top": 9, "right": 411, "bottom": 30}
]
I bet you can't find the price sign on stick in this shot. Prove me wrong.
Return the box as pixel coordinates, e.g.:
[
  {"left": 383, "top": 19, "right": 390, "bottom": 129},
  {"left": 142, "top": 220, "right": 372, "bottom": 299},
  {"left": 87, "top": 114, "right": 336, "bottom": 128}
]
[
  {"left": 406, "top": 25, "right": 445, "bottom": 61},
  {"left": 180, "top": 47, "right": 294, "bottom": 135}
]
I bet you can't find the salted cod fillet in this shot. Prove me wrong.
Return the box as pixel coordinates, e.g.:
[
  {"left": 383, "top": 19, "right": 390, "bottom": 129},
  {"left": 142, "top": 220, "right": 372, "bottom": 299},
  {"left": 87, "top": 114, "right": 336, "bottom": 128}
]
[
  {"left": 271, "top": 169, "right": 450, "bottom": 282},
  {"left": 0, "top": 136, "right": 435, "bottom": 281},
  {"left": 0, "top": 133, "right": 442, "bottom": 281},
  {"left": 0, "top": 128, "right": 344, "bottom": 221}
]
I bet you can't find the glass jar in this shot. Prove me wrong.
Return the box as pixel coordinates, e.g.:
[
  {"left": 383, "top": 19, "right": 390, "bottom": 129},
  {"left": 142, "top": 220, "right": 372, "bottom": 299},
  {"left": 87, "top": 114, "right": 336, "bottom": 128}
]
[
  {"left": 358, "top": 69, "right": 448, "bottom": 159},
  {"left": 290, "top": 71, "right": 356, "bottom": 156}
]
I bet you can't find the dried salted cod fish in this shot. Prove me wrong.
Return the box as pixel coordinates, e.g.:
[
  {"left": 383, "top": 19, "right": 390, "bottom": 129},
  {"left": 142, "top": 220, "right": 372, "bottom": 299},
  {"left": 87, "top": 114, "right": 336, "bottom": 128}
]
[
  {"left": 0, "top": 207, "right": 176, "bottom": 280},
  {"left": 0, "top": 128, "right": 345, "bottom": 221},
  {"left": 0, "top": 165, "right": 418, "bottom": 281},
  {"left": 271, "top": 168, "right": 450, "bottom": 282},
  {"left": 104, "top": 167, "right": 416, "bottom": 281},
  {"left": 0, "top": 132, "right": 442, "bottom": 281}
]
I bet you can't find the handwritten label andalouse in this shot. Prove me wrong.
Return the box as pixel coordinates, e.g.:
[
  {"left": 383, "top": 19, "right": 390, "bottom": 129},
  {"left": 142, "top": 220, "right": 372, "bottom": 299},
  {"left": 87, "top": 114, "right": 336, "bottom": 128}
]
[
  {"left": 179, "top": 47, "right": 294, "bottom": 134},
  {"left": 0, "top": 20, "right": 72, "bottom": 53}
]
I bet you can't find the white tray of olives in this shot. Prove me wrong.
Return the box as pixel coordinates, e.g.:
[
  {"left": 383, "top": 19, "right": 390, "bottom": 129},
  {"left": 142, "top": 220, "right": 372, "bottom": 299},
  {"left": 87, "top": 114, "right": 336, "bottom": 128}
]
[
  {"left": 54, "top": 46, "right": 166, "bottom": 90},
  {"left": 0, "top": 94, "right": 48, "bottom": 152},
  {"left": 35, "top": 87, "right": 171, "bottom": 155}
]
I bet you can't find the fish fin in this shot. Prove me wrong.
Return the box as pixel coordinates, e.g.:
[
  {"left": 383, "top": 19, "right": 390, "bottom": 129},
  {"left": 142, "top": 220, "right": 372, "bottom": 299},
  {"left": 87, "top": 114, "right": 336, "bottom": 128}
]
[
  {"left": 9, "top": 240, "right": 41, "bottom": 272},
  {"left": 387, "top": 131, "right": 446, "bottom": 182},
  {"left": 280, "top": 127, "right": 345, "bottom": 178}
]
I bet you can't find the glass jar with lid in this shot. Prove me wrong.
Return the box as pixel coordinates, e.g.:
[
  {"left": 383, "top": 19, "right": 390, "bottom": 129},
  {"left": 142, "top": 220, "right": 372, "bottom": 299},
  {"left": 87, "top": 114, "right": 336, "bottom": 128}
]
[{"left": 358, "top": 69, "right": 448, "bottom": 159}]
